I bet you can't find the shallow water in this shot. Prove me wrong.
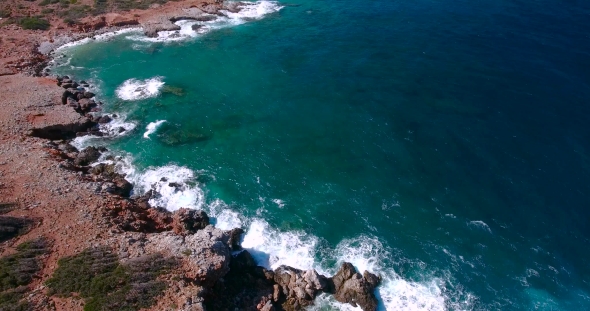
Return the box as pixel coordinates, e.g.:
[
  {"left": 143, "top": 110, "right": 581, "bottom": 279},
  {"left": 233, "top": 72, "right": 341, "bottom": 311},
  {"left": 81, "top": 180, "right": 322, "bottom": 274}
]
[{"left": 52, "top": 0, "right": 590, "bottom": 309}]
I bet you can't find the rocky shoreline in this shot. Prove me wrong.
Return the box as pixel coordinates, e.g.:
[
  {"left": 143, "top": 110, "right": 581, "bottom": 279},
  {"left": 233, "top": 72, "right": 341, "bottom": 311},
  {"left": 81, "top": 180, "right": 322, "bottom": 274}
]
[{"left": 30, "top": 75, "right": 382, "bottom": 310}]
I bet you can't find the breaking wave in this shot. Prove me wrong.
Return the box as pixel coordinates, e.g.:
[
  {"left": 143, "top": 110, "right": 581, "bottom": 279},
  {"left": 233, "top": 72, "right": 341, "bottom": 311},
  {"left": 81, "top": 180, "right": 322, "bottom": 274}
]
[{"left": 116, "top": 77, "right": 165, "bottom": 100}]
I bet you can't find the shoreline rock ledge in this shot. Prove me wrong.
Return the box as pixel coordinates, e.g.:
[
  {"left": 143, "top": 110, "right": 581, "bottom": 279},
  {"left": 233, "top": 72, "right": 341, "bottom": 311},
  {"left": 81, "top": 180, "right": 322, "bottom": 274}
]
[{"left": 144, "top": 222, "right": 383, "bottom": 311}]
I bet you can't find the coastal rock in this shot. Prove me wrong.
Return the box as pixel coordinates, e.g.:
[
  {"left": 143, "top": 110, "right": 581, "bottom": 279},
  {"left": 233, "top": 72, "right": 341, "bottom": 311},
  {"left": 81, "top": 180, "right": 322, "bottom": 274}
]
[
  {"left": 104, "top": 195, "right": 173, "bottom": 233},
  {"left": 223, "top": 1, "right": 243, "bottom": 13},
  {"left": 96, "top": 115, "right": 112, "bottom": 124},
  {"left": 273, "top": 266, "right": 330, "bottom": 310},
  {"left": 148, "top": 226, "right": 233, "bottom": 286},
  {"left": 204, "top": 249, "right": 278, "bottom": 310},
  {"left": 201, "top": 4, "right": 221, "bottom": 14},
  {"left": 330, "top": 262, "right": 380, "bottom": 311},
  {"left": 66, "top": 96, "right": 78, "bottom": 108},
  {"left": 105, "top": 13, "right": 140, "bottom": 27},
  {"left": 109, "top": 177, "right": 133, "bottom": 197},
  {"left": 89, "top": 163, "right": 118, "bottom": 179},
  {"left": 79, "top": 16, "right": 107, "bottom": 31},
  {"left": 143, "top": 17, "right": 181, "bottom": 37},
  {"left": 78, "top": 98, "right": 96, "bottom": 113},
  {"left": 172, "top": 208, "right": 210, "bottom": 235},
  {"left": 74, "top": 146, "right": 101, "bottom": 166},
  {"left": 83, "top": 91, "right": 95, "bottom": 98},
  {"left": 226, "top": 227, "right": 244, "bottom": 251},
  {"left": 29, "top": 118, "right": 97, "bottom": 140}
]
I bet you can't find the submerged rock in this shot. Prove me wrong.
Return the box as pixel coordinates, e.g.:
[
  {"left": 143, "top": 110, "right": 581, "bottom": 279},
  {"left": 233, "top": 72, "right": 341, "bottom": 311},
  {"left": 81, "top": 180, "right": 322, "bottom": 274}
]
[{"left": 161, "top": 85, "right": 185, "bottom": 96}]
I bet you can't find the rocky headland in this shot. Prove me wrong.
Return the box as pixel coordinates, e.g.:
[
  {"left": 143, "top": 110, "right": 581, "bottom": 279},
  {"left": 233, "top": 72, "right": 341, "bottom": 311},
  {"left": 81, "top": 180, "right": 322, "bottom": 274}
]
[{"left": 0, "top": 1, "right": 383, "bottom": 310}]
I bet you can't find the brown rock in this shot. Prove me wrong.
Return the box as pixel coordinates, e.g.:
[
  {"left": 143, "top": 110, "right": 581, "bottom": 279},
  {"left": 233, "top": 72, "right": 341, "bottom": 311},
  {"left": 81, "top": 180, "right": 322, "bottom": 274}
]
[
  {"left": 330, "top": 262, "right": 381, "bottom": 311},
  {"left": 273, "top": 265, "right": 330, "bottom": 310},
  {"left": 105, "top": 13, "right": 140, "bottom": 27},
  {"left": 172, "top": 208, "right": 210, "bottom": 235},
  {"left": 74, "top": 146, "right": 101, "bottom": 166}
]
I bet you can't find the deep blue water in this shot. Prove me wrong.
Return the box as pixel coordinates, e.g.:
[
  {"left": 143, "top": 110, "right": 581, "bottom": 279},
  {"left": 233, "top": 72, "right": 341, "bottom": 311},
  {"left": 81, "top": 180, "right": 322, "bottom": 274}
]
[{"left": 53, "top": 0, "right": 590, "bottom": 309}]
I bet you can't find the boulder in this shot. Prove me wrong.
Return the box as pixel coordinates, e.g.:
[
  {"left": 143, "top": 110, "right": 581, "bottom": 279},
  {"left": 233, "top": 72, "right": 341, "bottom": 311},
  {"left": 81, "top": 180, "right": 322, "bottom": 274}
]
[
  {"left": 111, "top": 177, "right": 133, "bottom": 197},
  {"left": 330, "top": 262, "right": 380, "bottom": 311},
  {"left": 204, "top": 250, "right": 277, "bottom": 311},
  {"left": 74, "top": 146, "right": 101, "bottom": 166},
  {"left": 97, "top": 115, "right": 112, "bottom": 124},
  {"left": 226, "top": 227, "right": 244, "bottom": 251},
  {"left": 273, "top": 266, "right": 330, "bottom": 310},
  {"left": 66, "top": 96, "right": 79, "bottom": 108},
  {"left": 147, "top": 226, "right": 233, "bottom": 286},
  {"left": 229, "top": 249, "right": 256, "bottom": 271},
  {"left": 78, "top": 98, "right": 96, "bottom": 113},
  {"left": 143, "top": 17, "right": 181, "bottom": 37},
  {"left": 89, "top": 163, "right": 119, "bottom": 179},
  {"left": 171, "top": 208, "right": 210, "bottom": 235},
  {"left": 61, "top": 82, "right": 78, "bottom": 89},
  {"left": 84, "top": 91, "right": 95, "bottom": 98}
]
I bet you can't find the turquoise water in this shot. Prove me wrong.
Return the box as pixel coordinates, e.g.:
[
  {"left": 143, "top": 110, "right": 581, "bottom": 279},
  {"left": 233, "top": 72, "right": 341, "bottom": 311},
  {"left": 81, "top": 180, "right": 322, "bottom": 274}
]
[{"left": 53, "top": 0, "right": 590, "bottom": 309}]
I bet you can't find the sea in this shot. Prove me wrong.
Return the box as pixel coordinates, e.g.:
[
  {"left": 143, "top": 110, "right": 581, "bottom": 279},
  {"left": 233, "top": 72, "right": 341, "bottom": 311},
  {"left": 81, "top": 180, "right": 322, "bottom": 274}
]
[{"left": 50, "top": 0, "right": 590, "bottom": 309}]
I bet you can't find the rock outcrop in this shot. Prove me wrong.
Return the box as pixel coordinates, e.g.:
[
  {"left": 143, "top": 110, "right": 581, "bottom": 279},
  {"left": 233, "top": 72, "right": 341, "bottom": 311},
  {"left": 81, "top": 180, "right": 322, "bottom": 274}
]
[
  {"left": 74, "top": 146, "right": 102, "bottom": 166},
  {"left": 147, "top": 225, "right": 236, "bottom": 286},
  {"left": 273, "top": 266, "right": 331, "bottom": 310},
  {"left": 172, "top": 208, "right": 210, "bottom": 235},
  {"left": 330, "top": 262, "right": 381, "bottom": 311}
]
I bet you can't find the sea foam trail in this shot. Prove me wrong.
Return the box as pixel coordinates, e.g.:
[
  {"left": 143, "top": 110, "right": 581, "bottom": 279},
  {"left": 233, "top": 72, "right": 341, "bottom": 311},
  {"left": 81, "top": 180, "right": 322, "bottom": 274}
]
[
  {"left": 116, "top": 77, "right": 165, "bottom": 100},
  {"left": 143, "top": 120, "right": 166, "bottom": 138}
]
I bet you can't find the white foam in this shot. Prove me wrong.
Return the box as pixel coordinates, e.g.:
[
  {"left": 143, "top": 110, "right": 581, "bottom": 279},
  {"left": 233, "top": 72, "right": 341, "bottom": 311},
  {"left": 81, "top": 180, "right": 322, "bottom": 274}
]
[
  {"left": 143, "top": 120, "right": 166, "bottom": 138},
  {"left": 91, "top": 155, "right": 478, "bottom": 310},
  {"left": 69, "top": 115, "right": 136, "bottom": 150},
  {"left": 207, "top": 199, "right": 244, "bottom": 230},
  {"left": 222, "top": 0, "right": 283, "bottom": 22},
  {"left": 467, "top": 220, "right": 492, "bottom": 233},
  {"left": 125, "top": 1, "right": 283, "bottom": 43},
  {"left": 271, "top": 198, "right": 285, "bottom": 208},
  {"left": 100, "top": 114, "right": 137, "bottom": 136},
  {"left": 116, "top": 77, "right": 165, "bottom": 101},
  {"left": 129, "top": 165, "right": 205, "bottom": 211},
  {"left": 242, "top": 218, "right": 318, "bottom": 270},
  {"left": 327, "top": 236, "right": 477, "bottom": 311},
  {"left": 53, "top": 28, "right": 143, "bottom": 52}
]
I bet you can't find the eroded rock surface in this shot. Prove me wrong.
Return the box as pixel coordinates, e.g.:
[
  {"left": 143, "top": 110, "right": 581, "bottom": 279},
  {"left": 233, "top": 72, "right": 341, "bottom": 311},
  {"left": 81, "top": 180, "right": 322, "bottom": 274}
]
[{"left": 330, "top": 262, "right": 381, "bottom": 311}]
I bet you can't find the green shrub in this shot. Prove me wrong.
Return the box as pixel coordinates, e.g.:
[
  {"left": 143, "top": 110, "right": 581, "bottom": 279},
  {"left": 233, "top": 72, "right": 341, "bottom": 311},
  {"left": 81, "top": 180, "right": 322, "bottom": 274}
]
[
  {"left": 41, "top": 8, "right": 54, "bottom": 14},
  {"left": 58, "top": 5, "right": 91, "bottom": 21},
  {"left": 39, "top": 0, "right": 51, "bottom": 6},
  {"left": 47, "top": 248, "right": 175, "bottom": 311},
  {"left": 0, "top": 288, "right": 29, "bottom": 311},
  {"left": 18, "top": 17, "right": 50, "bottom": 30},
  {"left": 0, "top": 239, "right": 47, "bottom": 311}
]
